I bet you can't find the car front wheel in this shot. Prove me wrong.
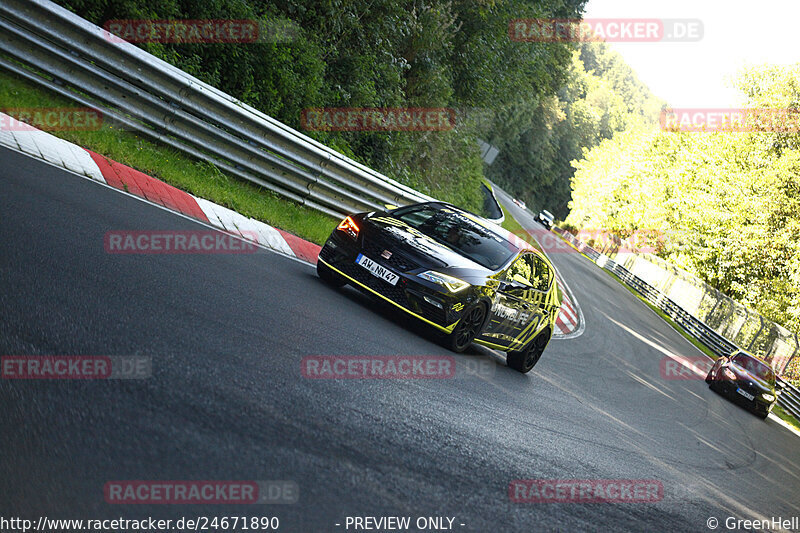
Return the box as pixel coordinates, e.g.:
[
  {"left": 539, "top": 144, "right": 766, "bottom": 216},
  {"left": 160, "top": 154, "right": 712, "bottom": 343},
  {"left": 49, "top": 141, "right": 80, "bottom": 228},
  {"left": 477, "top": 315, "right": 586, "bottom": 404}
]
[
  {"left": 446, "top": 304, "right": 486, "bottom": 353},
  {"left": 507, "top": 327, "right": 550, "bottom": 374}
]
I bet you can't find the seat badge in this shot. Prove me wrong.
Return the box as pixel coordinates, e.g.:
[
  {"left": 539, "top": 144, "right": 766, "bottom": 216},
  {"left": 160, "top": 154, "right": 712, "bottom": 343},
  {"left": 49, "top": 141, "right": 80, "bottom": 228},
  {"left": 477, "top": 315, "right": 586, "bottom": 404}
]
[{"left": 381, "top": 250, "right": 392, "bottom": 259}]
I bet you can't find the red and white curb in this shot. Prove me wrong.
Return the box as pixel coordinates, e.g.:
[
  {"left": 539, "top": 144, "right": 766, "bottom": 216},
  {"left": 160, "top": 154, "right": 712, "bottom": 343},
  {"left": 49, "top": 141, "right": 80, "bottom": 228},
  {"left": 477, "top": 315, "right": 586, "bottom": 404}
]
[
  {"left": 549, "top": 271, "right": 584, "bottom": 339},
  {"left": 553, "top": 277, "right": 581, "bottom": 338},
  {"left": 0, "top": 112, "right": 321, "bottom": 263}
]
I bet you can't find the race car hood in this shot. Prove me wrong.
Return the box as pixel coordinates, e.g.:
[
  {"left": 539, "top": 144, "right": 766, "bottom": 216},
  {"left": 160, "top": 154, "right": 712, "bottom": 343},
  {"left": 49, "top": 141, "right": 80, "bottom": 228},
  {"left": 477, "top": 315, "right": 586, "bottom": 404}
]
[{"left": 728, "top": 363, "right": 775, "bottom": 393}]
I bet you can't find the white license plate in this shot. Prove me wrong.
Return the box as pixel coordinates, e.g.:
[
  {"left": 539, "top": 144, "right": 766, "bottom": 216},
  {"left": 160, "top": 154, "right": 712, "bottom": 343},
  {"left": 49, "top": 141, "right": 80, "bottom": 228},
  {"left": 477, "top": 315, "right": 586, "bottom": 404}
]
[
  {"left": 356, "top": 253, "right": 399, "bottom": 286},
  {"left": 736, "top": 388, "right": 755, "bottom": 401}
]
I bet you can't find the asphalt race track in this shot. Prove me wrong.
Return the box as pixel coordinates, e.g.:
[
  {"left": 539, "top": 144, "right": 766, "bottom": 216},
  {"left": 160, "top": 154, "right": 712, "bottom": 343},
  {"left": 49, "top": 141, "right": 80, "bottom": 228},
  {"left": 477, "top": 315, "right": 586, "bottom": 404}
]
[{"left": 1, "top": 145, "right": 799, "bottom": 532}]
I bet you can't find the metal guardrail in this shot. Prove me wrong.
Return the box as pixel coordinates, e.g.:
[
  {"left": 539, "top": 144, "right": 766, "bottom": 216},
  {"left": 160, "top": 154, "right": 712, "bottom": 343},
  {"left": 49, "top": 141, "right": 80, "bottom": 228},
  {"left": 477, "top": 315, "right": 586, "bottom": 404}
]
[
  {"left": 0, "top": 0, "right": 436, "bottom": 219},
  {"left": 778, "top": 380, "right": 800, "bottom": 421},
  {"left": 587, "top": 233, "right": 800, "bottom": 376},
  {"left": 555, "top": 228, "right": 800, "bottom": 422}
]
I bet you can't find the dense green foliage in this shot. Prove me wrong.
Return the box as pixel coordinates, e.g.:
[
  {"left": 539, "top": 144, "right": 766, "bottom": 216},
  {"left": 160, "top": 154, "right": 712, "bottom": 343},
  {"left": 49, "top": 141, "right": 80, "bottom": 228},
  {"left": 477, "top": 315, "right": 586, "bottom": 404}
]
[
  {"left": 485, "top": 42, "right": 663, "bottom": 218},
  {"left": 56, "top": 0, "right": 611, "bottom": 214},
  {"left": 567, "top": 65, "right": 800, "bottom": 333}
]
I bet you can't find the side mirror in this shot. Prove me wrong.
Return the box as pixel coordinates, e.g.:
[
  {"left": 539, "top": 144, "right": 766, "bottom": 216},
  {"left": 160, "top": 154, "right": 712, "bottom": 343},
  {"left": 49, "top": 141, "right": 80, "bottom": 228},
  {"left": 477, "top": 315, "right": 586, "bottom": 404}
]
[
  {"left": 499, "top": 279, "right": 527, "bottom": 292},
  {"left": 512, "top": 274, "right": 532, "bottom": 287}
]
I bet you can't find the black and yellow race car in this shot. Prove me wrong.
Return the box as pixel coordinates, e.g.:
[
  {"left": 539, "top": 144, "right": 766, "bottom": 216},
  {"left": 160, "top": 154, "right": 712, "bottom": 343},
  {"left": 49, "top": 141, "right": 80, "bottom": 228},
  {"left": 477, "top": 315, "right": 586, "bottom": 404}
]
[{"left": 316, "top": 202, "right": 561, "bottom": 373}]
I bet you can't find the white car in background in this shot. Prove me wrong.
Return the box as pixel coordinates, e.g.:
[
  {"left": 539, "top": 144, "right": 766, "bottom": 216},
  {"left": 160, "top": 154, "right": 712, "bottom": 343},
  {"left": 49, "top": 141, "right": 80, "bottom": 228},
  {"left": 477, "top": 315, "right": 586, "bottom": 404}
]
[{"left": 536, "top": 210, "right": 554, "bottom": 230}]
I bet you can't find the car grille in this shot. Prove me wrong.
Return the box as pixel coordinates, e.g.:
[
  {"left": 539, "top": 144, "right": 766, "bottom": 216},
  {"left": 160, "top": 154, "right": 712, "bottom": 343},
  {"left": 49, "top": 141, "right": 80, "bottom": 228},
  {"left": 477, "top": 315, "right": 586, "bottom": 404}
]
[
  {"left": 336, "top": 261, "right": 449, "bottom": 327},
  {"left": 735, "top": 379, "right": 765, "bottom": 399},
  {"left": 362, "top": 237, "right": 419, "bottom": 273},
  {"left": 338, "top": 262, "right": 410, "bottom": 306}
]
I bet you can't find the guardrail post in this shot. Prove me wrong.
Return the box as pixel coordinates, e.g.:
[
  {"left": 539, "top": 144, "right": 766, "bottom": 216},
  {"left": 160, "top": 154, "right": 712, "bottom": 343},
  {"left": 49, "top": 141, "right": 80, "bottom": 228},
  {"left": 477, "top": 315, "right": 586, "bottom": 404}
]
[
  {"left": 705, "top": 294, "right": 722, "bottom": 322},
  {"left": 717, "top": 296, "right": 737, "bottom": 335},
  {"left": 781, "top": 334, "right": 800, "bottom": 377},
  {"left": 747, "top": 316, "right": 766, "bottom": 352}
]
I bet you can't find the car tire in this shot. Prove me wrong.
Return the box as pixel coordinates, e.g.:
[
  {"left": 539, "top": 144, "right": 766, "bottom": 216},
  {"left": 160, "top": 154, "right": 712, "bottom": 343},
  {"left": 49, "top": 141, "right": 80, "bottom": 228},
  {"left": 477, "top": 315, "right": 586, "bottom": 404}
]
[
  {"left": 507, "top": 327, "right": 550, "bottom": 374},
  {"left": 445, "top": 303, "right": 487, "bottom": 353},
  {"left": 317, "top": 260, "right": 345, "bottom": 288},
  {"left": 705, "top": 368, "right": 714, "bottom": 384},
  {"left": 757, "top": 408, "right": 769, "bottom": 420}
]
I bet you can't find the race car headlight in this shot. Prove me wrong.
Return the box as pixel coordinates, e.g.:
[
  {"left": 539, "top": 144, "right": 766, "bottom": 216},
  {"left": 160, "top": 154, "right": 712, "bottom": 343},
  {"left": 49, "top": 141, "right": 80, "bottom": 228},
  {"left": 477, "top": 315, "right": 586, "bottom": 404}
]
[
  {"left": 722, "top": 367, "right": 736, "bottom": 380},
  {"left": 418, "top": 271, "right": 470, "bottom": 293},
  {"left": 762, "top": 393, "right": 775, "bottom": 402},
  {"left": 336, "top": 216, "right": 360, "bottom": 239}
]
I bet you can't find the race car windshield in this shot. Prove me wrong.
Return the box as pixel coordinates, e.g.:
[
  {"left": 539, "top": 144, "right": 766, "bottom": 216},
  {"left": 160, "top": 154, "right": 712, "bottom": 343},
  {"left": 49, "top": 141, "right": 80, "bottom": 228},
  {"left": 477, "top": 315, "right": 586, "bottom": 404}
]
[
  {"left": 393, "top": 205, "right": 517, "bottom": 269},
  {"left": 732, "top": 353, "right": 776, "bottom": 383}
]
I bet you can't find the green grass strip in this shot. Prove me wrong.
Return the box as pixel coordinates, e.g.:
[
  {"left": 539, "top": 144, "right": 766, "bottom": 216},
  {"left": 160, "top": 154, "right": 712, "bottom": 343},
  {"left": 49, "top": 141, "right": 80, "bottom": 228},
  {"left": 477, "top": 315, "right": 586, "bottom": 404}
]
[
  {"left": 0, "top": 69, "right": 337, "bottom": 244},
  {"left": 497, "top": 202, "right": 543, "bottom": 252}
]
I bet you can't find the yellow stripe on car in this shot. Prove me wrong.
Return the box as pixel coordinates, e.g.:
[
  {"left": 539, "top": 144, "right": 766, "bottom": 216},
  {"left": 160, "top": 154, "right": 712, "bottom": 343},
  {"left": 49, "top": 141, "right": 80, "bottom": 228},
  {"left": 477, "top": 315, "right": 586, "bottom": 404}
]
[{"left": 318, "top": 258, "right": 460, "bottom": 334}]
